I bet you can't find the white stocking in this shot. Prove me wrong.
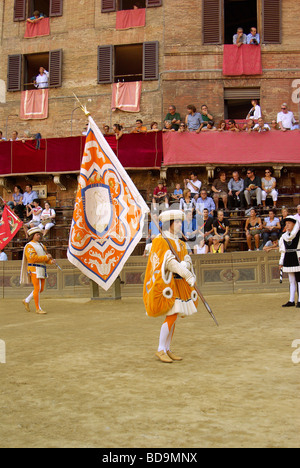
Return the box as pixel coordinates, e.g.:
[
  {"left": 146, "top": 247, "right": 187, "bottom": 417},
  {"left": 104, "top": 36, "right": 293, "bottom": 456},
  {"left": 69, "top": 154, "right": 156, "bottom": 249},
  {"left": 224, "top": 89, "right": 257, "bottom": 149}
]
[
  {"left": 25, "top": 291, "right": 34, "bottom": 303},
  {"left": 288, "top": 273, "right": 297, "bottom": 302},
  {"left": 165, "top": 324, "right": 175, "bottom": 352},
  {"left": 158, "top": 322, "right": 169, "bottom": 353}
]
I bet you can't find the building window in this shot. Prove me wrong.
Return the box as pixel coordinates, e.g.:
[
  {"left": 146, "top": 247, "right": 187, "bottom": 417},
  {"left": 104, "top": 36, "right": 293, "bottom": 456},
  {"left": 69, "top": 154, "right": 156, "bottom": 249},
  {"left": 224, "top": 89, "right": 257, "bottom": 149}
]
[
  {"left": 101, "top": 0, "right": 161, "bottom": 13},
  {"left": 224, "top": 88, "right": 260, "bottom": 119},
  {"left": 97, "top": 42, "right": 159, "bottom": 84},
  {"left": 7, "top": 49, "right": 62, "bottom": 91},
  {"left": 224, "top": 0, "right": 257, "bottom": 45},
  {"left": 13, "top": 0, "right": 63, "bottom": 21}
]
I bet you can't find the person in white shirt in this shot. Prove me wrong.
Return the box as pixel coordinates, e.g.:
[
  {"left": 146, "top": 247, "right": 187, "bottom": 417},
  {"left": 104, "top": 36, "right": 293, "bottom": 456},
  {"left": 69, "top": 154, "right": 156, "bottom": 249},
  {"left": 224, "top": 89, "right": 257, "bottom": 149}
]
[
  {"left": 0, "top": 250, "right": 8, "bottom": 261},
  {"left": 38, "top": 202, "right": 56, "bottom": 237},
  {"left": 254, "top": 117, "right": 270, "bottom": 132},
  {"left": 295, "top": 205, "right": 300, "bottom": 223},
  {"left": 246, "top": 99, "right": 261, "bottom": 120},
  {"left": 34, "top": 67, "right": 49, "bottom": 89},
  {"left": 247, "top": 27, "right": 260, "bottom": 45},
  {"left": 183, "top": 172, "right": 202, "bottom": 200},
  {"left": 277, "top": 103, "right": 299, "bottom": 131}
]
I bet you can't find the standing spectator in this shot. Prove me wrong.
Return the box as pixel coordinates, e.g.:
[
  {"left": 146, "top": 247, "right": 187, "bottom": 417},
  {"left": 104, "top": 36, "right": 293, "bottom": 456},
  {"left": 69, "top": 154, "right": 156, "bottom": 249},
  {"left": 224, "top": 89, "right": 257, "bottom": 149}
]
[
  {"left": 233, "top": 27, "right": 247, "bottom": 47},
  {"left": 254, "top": 117, "right": 270, "bottom": 132},
  {"left": 34, "top": 67, "right": 49, "bottom": 89},
  {"left": 199, "top": 104, "right": 213, "bottom": 128},
  {"left": 228, "top": 171, "right": 245, "bottom": 210},
  {"left": 130, "top": 119, "right": 147, "bottom": 133},
  {"left": 213, "top": 210, "right": 230, "bottom": 251},
  {"left": 38, "top": 202, "right": 56, "bottom": 238},
  {"left": 27, "top": 10, "right": 44, "bottom": 23},
  {"left": 113, "top": 124, "right": 123, "bottom": 140},
  {"left": 185, "top": 105, "right": 203, "bottom": 132},
  {"left": 245, "top": 208, "right": 263, "bottom": 251},
  {"left": 261, "top": 169, "right": 278, "bottom": 208},
  {"left": 277, "top": 103, "right": 299, "bottom": 131},
  {"left": 246, "top": 100, "right": 262, "bottom": 120},
  {"left": 242, "top": 119, "right": 255, "bottom": 133},
  {"left": 228, "top": 119, "right": 240, "bottom": 132},
  {"left": 152, "top": 180, "right": 168, "bottom": 209},
  {"left": 195, "top": 189, "right": 215, "bottom": 223},
  {"left": 179, "top": 189, "right": 196, "bottom": 215},
  {"left": 0, "top": 131, "right": 6, "bottom": 141},
  {"left": 244, "top": 168, "right": 262, "bottom": 208},
  {"left": 262, "top": 209, "right": 281, "bottom": 246},
  {"left": 149, "top": 122, "right": 159, "bottom": 132},
  {"left": 178, "top": 122, "right": 187, "bottom": 133},
  {"left": 247, "top": 27, "right": 260, "bottom": 45},
  {"left": 184, "top": 172, "right": 202, "bottom": 199},
  {"left": 270, "top": 119, "right": 279, "bottom": 131},
  {"left": 212, "top": 172, "right": 229, "bottom": 211},
  {"left": 10, "top": 131, "right": 19, "bottom": 141},
  {"left": 164, "top": 105, "right": 181, "bottom": 131}
]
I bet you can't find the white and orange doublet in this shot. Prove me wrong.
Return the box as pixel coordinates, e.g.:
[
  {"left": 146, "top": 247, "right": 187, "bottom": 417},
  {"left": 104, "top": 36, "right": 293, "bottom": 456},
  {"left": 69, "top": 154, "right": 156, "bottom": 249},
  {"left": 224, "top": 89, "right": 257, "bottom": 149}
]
[{"left": 143, "top": 232, "right": 199, "bottom": 317}]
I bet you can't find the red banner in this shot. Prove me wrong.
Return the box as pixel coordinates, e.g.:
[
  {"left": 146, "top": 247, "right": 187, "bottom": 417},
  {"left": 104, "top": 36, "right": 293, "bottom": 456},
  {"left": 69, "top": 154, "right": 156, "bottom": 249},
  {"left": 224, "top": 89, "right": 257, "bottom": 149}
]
[
  {"left": 0, "top": 205, "right": 23, "bottom": 250},
  {"left": 116, "top": 8, "right": 146, "bottom": 30},
  {"left": 24, "top": 17, "right": 50, "bottom": 38},
  {"left": 19, "top": 89, "right": 49, "bottom": 120},
  {"left": 223, "top": 44, "right": 262, "bottom": 76}
]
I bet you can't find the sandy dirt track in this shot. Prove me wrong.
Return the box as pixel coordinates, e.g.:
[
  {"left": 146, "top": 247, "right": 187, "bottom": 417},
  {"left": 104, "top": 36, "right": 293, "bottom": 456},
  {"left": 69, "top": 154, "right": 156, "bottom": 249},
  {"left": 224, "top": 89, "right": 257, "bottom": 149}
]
[{"left": 0, "top": 292, "right": 299, "bottom": 448}]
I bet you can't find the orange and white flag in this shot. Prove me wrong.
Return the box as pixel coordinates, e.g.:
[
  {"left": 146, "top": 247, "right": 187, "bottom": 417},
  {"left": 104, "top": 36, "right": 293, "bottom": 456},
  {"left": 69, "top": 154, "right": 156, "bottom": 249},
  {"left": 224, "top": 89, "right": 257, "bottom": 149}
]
[{"left": 67, "top": 116, "right": 149, "bottom": 290}]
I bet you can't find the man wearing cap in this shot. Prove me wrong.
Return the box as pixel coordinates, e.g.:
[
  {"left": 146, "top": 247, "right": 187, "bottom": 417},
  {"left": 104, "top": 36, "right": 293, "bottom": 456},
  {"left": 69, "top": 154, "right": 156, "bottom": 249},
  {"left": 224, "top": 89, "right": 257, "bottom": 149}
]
[
  {"left": 143, "top": 210, "right": 198, "bottom": 363},
  {"left": 20, "top": 227, "right": 54, "bottom": 314},
  {"left": 279, "top": 216, "right": 300, "bottom": 308}
]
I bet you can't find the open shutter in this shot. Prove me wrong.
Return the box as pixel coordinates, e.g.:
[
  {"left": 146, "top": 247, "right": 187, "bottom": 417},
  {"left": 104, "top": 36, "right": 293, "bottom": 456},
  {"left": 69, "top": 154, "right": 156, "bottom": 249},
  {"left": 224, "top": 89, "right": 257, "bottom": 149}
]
[
  {"left": 97, "top": 45, "right": 113, "bottom": 84},
  {"left": 101, "top": 0, "right": 116, "bottom": 12},
  {"left": 146, "top": 0, "right": 162, "bottom": 7},
  {"left": 262, "top": 0, "right": 281, "bottom": 44},
  {"left": 143, "top": 41, "right": 159, "bottom": 81},
  {"left": 13, "top": 0, "right": 26, "bottom": 21},
  {"left": 50, "top": 0, "right": 63, "bottom": 17},
  {"left": 7, "top": 55, "right": 22, "bottom": 92},
  {"left": 202, "top": 0, "right": 222, "bottom": 45},
  {"left": 49, "top": 49, "right": 62, "bottom": 87}
]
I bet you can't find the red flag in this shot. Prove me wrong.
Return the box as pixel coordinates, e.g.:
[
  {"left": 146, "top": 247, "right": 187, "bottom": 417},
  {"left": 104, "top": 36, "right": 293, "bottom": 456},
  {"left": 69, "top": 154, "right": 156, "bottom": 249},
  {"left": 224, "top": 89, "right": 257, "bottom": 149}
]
[{"left": 0, "top": 205, "right": 23, "bottom": 250}]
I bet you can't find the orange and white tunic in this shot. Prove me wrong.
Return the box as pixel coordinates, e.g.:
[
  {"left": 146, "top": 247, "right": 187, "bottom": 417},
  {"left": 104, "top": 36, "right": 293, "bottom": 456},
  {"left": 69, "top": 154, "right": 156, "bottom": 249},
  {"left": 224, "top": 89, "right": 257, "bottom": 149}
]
[
  {"left": 20, "top": 241, "right": 51, "bottom": 284},
  {"left": 143, "top": 231, "right": 199, "bottom": 318}
]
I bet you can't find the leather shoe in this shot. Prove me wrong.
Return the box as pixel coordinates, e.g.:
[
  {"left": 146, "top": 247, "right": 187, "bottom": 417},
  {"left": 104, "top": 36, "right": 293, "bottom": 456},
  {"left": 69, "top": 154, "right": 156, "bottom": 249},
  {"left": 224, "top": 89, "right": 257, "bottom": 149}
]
[
  {"left": 22, "top": 299, "right": 30, "bottom": 312},
  {"left": 167, "top": 350, "right": 183, "bottom": 361},
  {"left": 296, "top": 302, "right": 300, "bottom": 308},
  {"left": 36, "top": 309, "right": 47, "bottom": 315},
  {"left": 282, "top": 301, "right": 295, "bottom": 307},
  {"left": 155, "top": 350, "right": 173, "bottom": 363}
]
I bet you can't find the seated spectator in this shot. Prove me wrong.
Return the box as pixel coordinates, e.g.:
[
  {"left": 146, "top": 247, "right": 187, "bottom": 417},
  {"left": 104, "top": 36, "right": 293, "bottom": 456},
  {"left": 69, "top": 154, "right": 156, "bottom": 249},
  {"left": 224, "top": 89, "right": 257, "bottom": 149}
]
[
  {"left": 162, "top": 120, "right": 175, "bottom": 132},
  {"left": 247, "top": 27, "right": 260, "bottom": 45},
  {"left": 270, "top": 119, "right": 279, "bottom": 131},
  {"left": 22, "top": 184, "right": 38, "bottom": 210},
  {"left": 130, "top": 119, "right": 147, "bottom": 133},
  {"left": 279, "top": 206, "right": 289, "bottom": 235},
  {"left": 34, "top": 67, "right": 49, "bottom": 89},
  {"left": 23, "top": 199, "right": 42, "bottom": 238},
  {"left": 201, "top": 121, "right": 217, "bottom": 132},
  {"left": 210, "top": 235, "right": 224, "bottom": 254},
  {"left": 228, "top": 119, "right": 240, "bottom": 132},
  {"left": 246, "top": 99, "right": 262, "bottom": 120},
  {"left": 241, "top": 119, "right": 255, "bottom": 133},
  {"left": 183, "top": 172, "right": 202, "bottom": 199},
  {"left": 146, "top": 211, "right": 162, "bottom": 244},
  {"left": 217, "top": 120, "right": 227, "bottom": 132},
  {"left": 182, "top": 210, "right": 197, "bottom": 247},
  {"left": 164, "top": 105, "right": 181, "bottom": 131},
  {"left": 194, "top": 236, "right": 209, "bottom": 255},
  {"left": 213, "top": 209, "right": 230, "bottom": 251},
  {"left": 196, "top": 189, "right": 215, "bottom": 224},
  {"left": 0, "top": 131, "right": 6, "bottom": 141},
  {"left": 277, "top": 103, "right": 299, "bottom": 131},
  {"left": 245, "top": 208, "right": 262, "bottom": 250},
  {"left": 148, "top": 122, "right": 159, "bottom": 132},
  {"left": 152, "top": 180, "right": 168, "bottom": 209},
  {"left": 254, "top": 117, "right": 270, "bottom": 132},
  {"left": 185, "top": 105, "right": 203, "bottom": 132},
  {"left": 27, "top": 10, "right": 44, "bottom": 22},
  {"left": 7, "top": 185, "right": 24, "bottom": 219},
  {"left": 262, "top": 209, "right": 281, "bottom": 246},
  {"left": 170, "top": 183, "right": 183, "bottom": 203},
  {"left": 0, "top": 249, "right": 8, "bottom": 261},
  {"left": 179, "top": 189, "right": 196, "bottom": 215},
  {"left": 10, "top": 131, "right": 19, "bottom": 141},
  {"left": 233, "top": 27, "right": 247, "bottom": 47},
  {"left": 200, "top": 104, "right": 213, "bottom": 128},
  {"left": 113, "top": 123, "right": 123, "bottom": 140},
  {"left": 197, "top": 208, "right": 214, "bottom": 248},
  {"left": 261, "top": 168, "right": 278, "bottom": 208},
  {"left": 38, "top": 202, "right": 56, "bottom": 238},
  {"left": 263, "top": 233, "right": 279, "bottom": 252},
  {"left": 244, "top": 168, "right": 262, "bottom": 208},
  {"left": 295, "top": 204, "right": 300, "bottom": 223},
  {"left": 212, "top": 172, "right": 228, "bottom": 211},
  {"left": 228, "top": 171, "right": 245, "bottom": 210},
  {"left": 178, "top": 122, "right": 187, "bottom": 133}
]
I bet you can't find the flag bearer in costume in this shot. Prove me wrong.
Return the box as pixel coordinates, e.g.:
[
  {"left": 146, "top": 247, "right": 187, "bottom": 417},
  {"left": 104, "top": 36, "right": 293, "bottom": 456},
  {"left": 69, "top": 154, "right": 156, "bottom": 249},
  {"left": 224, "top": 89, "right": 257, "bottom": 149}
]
[
  {"left": 279, "top": 216, "right": 300, "bottom": 308},
  {"left": 143, "top": 210, "right": 199, "bottom": 363},
  {"left": 20, "top": 227, "right": 54, "bottom": 314}
]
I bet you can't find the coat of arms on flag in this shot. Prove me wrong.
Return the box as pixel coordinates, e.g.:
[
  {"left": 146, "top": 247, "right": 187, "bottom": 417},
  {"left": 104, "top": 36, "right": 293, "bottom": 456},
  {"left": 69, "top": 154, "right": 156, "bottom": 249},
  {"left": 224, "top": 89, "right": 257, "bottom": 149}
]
[
  {"left": 67, "top": 116, "right": 149, "bottom": 291},
  {"left": 0, "top": 204, "right": 23, "bottom": 249}
]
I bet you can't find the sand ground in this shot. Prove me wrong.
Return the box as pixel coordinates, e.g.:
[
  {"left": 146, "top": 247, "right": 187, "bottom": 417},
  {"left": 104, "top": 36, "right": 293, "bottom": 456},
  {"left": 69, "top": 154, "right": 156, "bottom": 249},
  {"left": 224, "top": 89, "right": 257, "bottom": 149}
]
[{"left": 0, "top": 292, "right": 299, "bottom": 448}]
